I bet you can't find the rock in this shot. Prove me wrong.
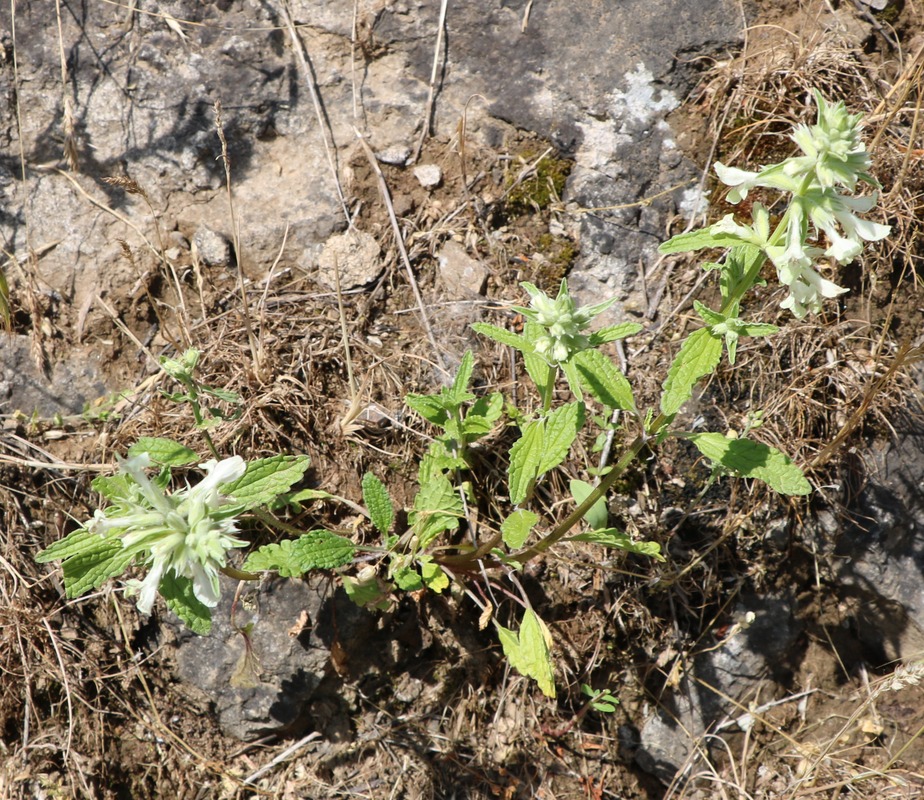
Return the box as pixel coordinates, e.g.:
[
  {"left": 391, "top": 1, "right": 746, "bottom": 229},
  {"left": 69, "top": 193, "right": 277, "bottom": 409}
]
[
  {"left": 413, "top": 164, "right": 442, "bottom": 188},
  {"left": 192, "top": 225, "right": 232, "bottom": 267},
  {"left": 636, "top": 594, "right": 802, "bottom": 783},
  {"left": 437, "top": 240, "right": 487, "bottom": 296},
  {"left": 172, "top": 574, "right": 375, "bottom": 741},
  {"left": 0, "top": 335, "right": 108, "bottom": 417},
  {"left": 375, "top": 145, "right": 412, "bottom": 166},
  {"left": 317, "top": 229, "right": 382, "bottom": 291}
]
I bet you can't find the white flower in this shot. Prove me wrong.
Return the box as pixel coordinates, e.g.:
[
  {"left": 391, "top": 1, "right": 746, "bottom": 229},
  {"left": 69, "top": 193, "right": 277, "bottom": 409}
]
[
  {"left": 516, "top": 280, "right": 615, "bottom": 365},
  {"left": 90, "top": 453, "right": 247, "bottom": 614}
]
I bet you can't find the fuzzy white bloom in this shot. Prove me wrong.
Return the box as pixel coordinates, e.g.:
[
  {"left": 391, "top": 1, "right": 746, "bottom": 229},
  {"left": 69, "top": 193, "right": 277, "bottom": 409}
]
[
  {"left": 517, "top": 280, "right": 615, "bottom": 365},
  {"left": 89, "top": 453, "right": 247, "bottom": 614},
  {"left": 711, "top": 92, "right": 890, "bottom": 318}
]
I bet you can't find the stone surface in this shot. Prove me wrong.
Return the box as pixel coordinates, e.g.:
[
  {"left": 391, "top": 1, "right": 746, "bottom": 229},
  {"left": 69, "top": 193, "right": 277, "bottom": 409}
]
[
  {"left": 317, "top": 229, "right": 382, "bottom": 290},
  {"left": 0, "top": 335, "right": 107, "bottom": 416},
  {"left": 192, "top": 225, "right": 232, "bottom": 267},
  {"left": 437, "top": 240, "right": 487, "bottom": 296},
  {"left": 636, "top": 593, "right": 802, "bottom": 783},
  {"left": 172, "top": 574, "right": 375, "bottom": 741},
  {"left": 413, "top": 164, "right": 442, "bottom": 189}
]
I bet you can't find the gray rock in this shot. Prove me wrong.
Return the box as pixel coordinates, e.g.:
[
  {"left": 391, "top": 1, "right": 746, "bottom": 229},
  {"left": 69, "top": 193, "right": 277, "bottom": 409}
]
[
  {"left": 437, "top": 240, "right": 487, "bottom": 296},
  {"left": 192, "top": 225, "right": 232, "bottom": 267},
  {"left": 636, "top": 594, "right": 802, "bottom": 783},
  {"left": 0, "top": 335, "right": 108, "bottom": 417},
  {"left": 173, "top": 574, "right": 375, "bottom": 741},
  {"left": 317, "top": 229, "right": 382, "bottom": 291},
  {"left": 413, "top": 164, "right": 442, "bottom": 189}
]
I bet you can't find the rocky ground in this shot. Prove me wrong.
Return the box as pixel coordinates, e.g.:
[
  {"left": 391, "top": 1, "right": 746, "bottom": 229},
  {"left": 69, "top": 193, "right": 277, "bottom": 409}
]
[{"left": 2, "top": 0, "right": 924, "bottom": 798}]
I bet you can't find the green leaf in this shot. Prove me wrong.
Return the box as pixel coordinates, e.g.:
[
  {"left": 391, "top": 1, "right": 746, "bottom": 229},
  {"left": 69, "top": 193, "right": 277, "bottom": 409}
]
[
  {"left": 660, "top": 327, "right": 723, "bottom": 416},
  {"left": 243, "top": 530, "right": 355, "bottom": 576},
  {"left": 471, "top": 322, "right": 529, "bottom": 351},
  {"left": 36, "top": 527, "right": 109, "bottom": 564},
  {"left": 362, "top": 473, "right": 394, "bottom": 535},
  {"left": 502, "top": 509, "right": 540, "bottom": 549},
  {"left": 200, "top": 385, "right": 242, "bottom": 403},
  {"left": 128, "top": 437, "right": 199, "bottom": 466},
  {"left": 61, "top": 537, "right": 139, "bottom": 598},
  {"left": 496, "top": 609, "right": 556, "bottom": 698},
  {"left": 560, "top": 358, "right": 584, "bottom": 402},
  {"left": 508, "top": 419, "right": 545, "bottom": 505},
  {"left": 566, "top": 528, "right": 665, "bottom": 560},
  {"left": 410, "top": 473, "right": 464, "bottom": 546},
  {"left": 471, "top": 392, "right": 504, "bottom": 425},
  {"left": 224, "top": 455, "right": 311, "bottom": 509},
  {"left": 159, "top": 572, "right": 212, "bottom": 634},
  {"left": 573, "top": 349, "right": 636, "bottom": 411},
  {"left": 588, "top": 322, "right": 643, "bottom": 345},
  {"left": 581, "top": 684, "right": 619, "bottom": 713},
  {"left": 687, "top": 433, "right": 812, "bottom": 495},
  {"left": 91, "top": 472, "right": 136, "bottom": 502},
  {"left": 343, "top": 572, "right": 391, "bottom": 610},
  {"left": 393, "top": 564, "right": 424, "bottom": 591},
  {"left": 448, "top": 350, "right": 475, "bottom": 404},
  {"left": 522, "top": 323, "right": 552, "bottom": 397},
  {"left": 570, "top": 479, "right": 608, "bottom": 530},
  {"left": 405, "top": 393, "right": 450, "bottom": 426},
  {"left": 420, "top": 557, "right": 449, "bottom": 593},
  {"left": 537, "top": 401, "right": 584, "bottom": 475},
  {"left": 658, "top": 227, "right": 749, "bottom": 255}
]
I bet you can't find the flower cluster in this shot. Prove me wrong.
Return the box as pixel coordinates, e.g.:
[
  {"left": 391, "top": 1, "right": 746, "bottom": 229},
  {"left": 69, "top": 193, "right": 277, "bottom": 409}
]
[
  {"left": 89, "top": 453, "right": 247, "bottom": 614},
  {"left": 713, "top": 91, "right": 889, "bottom": 317},
  {"left": 516, "top": 280, "right": 615, "bottom": 365}
]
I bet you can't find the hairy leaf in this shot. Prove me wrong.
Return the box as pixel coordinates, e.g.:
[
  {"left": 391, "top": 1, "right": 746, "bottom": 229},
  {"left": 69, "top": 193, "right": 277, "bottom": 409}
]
[
  {"left": 159, "top": 572, "right": 212, "bottom": 634},
  {"left": 573, "top": 349, "right": 635, "bottom": 411},
  {"left": 569, "top": 479, "right": 608, "bottom": 531},
  {"left": 658, "top": 227, "right": 750, "bottom": 254},
  {"left": 61, "top": 538, "right": 140, "bottom": 598},
  {"left": 687, "top": 433, "right": 811, "bottom": 495},
  {"left": 537, "top": 402, "right": 584, "bottom": 475},
  {"left": 660, "top": 328, "right": 724, "bottom": 416},
  {"left": 128, "top": 437, "right": 199, "bottom": 466},
  {"left": 567, "top": 528, "right": 664, "bottom": 560},
  {"left": 224, "top": 455, "right": 311, "bottom": 509},
  {"left": 508, "top": 419, "right": 545, "bottom": 505},
  {"left": 362, "top": 473, "right": 394, "bottom": 535},
  {"left": 588, "top": 322, "right": 643, "bottom": 345},
  {"left": 404, "top": 393, "right": 450, "bottom": 426},
  {"left": 243, "top": 530, "right": 355, "bottom": 576},
  {"left": 410, "top": 473, "right": 463, "bottom": 546},
  {"left": 501, "top": 509, "right": 540, "bottom": 549},
  {"left": 471, "top": 322, "right": 528, "bottom": 351},
  {"left": 496, "top": 609, "right": 556, "bottom": 698}
]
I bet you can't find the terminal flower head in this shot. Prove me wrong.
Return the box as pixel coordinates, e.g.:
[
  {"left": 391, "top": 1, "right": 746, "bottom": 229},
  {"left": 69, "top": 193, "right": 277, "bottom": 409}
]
[
  {"left": 89, "top": 453, "right": 247, "bottom": 614},
  {"left": 516, "top": 280, "right": 616, "bottom": 365}
]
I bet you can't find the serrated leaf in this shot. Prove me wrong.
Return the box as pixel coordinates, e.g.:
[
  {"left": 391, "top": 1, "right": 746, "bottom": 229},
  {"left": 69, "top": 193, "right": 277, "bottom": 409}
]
[
  {"left": 410, "top": 473, "right": 463, "bottom": 546},
  {"left": 570, "top": 479, "right": 608, "bottom": 530},
  {"left": 243, "top": 530, "right": 355, "bottom": 576},
  {"left": 522, "top": 323, "right": 552, "bottom": 397},
  {"left": 471, "top": 322, "right": 529, "bottom": 351},
  {"left": 420, "top": 557, "right": 449, "bottom": 593},
  {"left": 567, "top": 527, "right": 665, "bottom": 560},
  {"left": 448, "top": 350, "right": 475, "bottom": 403},
  {"left": 660, "top": 328, "right": 724, "bottom": 416},
  {"left": 573, "top": 349, "right": 636, "bottom": 411},
  {"left": 159, "top": 572, "right": 212, "bottom": 634},
  {"left": 129, "top": 437, "right": 199, "bottom": 466},
  {"left": 508, "top": 419, "right": 544, "bottom": 505},
  {"left": 687, "top": 433, "right": 812, "bottom": 495},
  {"left": 362, "top": 473, "right": 393, "bottom": 535},
  {"left": 658, "top": 227, "right": 749, "bottom": 254},
  {"left": 91, "top": 472, "right": 136, "bottom": 501},
  {"left": 537, "top": 401, "right": 584, "bottom": 475},
  {"left": 61, "top": 538, "right": 139, "bottom": 598},
  {"left": 471, "top": 392, "right": 504, "bottom": 424},
  {"left": 224, "top": 455, "right": 311, "bottom": 509},
  {"left": 496, "top": 609, "right": 556, "bottom": 698},
  {"left": 36, "top": 528, "right": 107, "bottom": 564},
  {"left": 502, "top": 509, "right": 539, "bottom": 549},
  {"left": 200, "top": 385, "right": 242, "bottom": 403},
  {"left": 405, "top": 393, "right": 450, "bottom": 426},
  {"left": 588, "top": 322, "right": 643, "bottom": 345}
]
